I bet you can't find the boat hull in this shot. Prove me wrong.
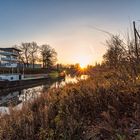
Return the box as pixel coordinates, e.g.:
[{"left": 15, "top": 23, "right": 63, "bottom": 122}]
[
  {"left": 0, "top": 75, "right": 65, "bottom": 90},
  {"left": 0, "top": 78, "right": 49, "bottom": 89}
]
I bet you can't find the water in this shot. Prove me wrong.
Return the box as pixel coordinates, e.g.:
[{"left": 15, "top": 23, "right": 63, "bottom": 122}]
[{"left": 0, "top": 75, "right": 88, "bottom": 114}]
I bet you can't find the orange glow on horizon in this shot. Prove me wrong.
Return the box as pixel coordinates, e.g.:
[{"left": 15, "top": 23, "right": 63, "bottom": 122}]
[
  {"left": 80, "top": 63, "right": 87, "bottom": 69},
  {"left": 75, "top": 55, "right": 91, "bottom": 69}
]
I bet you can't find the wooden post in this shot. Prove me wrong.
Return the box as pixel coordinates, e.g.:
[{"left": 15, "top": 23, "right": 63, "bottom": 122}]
[{"left": 133, "top": 21, "right": 139, "bottom": 62}]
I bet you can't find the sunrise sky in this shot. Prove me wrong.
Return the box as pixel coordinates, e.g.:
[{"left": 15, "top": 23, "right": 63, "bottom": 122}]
[{"left": 0, "top": 0, "right": 140, "bottom": 65}]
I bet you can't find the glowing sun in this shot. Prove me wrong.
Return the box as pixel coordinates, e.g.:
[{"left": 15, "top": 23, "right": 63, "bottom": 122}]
[
  {"left": 76, "top": 55, "right": 91, "bottom": 69},
  {"left": 80, "top": 62, "right": 87, "bottom": 69}
]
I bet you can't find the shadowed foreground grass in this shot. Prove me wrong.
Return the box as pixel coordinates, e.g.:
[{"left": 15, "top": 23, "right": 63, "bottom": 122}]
[{"left": 0, "top": 72, "right": 140, "bottom": 140}]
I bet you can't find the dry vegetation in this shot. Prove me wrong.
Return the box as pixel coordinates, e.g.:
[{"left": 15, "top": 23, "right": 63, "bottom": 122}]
[
  {"left": 1, "top": 34, "right": 140, "bottom": 139},
  {"left": 0, "top": 70, "right": 140, "bottom": 140}
]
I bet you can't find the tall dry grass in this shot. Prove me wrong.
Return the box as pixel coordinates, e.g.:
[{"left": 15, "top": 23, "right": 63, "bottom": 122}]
[{"left": 0, "top": 71, "right": 140, "bottom": 139}]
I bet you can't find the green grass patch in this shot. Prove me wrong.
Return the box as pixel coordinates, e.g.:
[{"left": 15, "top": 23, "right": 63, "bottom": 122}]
[{"left": 48, "top": 71, "right": 59, "bottom": 79}]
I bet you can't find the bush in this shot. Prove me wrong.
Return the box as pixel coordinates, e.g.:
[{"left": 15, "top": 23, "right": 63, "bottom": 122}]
[{"left": 0, "top": 72, "right": 140, "bottom": 139}]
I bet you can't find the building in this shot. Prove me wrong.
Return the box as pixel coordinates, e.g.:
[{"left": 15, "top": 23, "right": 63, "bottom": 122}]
[
  {"left": 0, "top": 48, "right": 21, "bottom": 67},
  {"left": 0, "top": 47, "right": 41, "bottom": 68}
]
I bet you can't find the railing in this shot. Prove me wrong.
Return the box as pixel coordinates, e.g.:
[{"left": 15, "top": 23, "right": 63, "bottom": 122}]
[
  {"left": 0, "top": 51, "right": 18, "bottom": 56},
  {"left": 1, "top": 57, "right": 17, "bottom": 61},
  {"left": 0, "top": 63, "right": 17, "bottom": 67}
]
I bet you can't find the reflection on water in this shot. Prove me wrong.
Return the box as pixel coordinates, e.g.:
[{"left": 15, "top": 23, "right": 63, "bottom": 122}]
[
  {"left": 19, "top": 86, "right": 43, "bottom": 102},
  {"left": 51, "top": 74, "right": 88, "bottom": 88},
  {"left": 0, "top": 75, "right": 88, "bottom": 114},
  {"left": 51, "top": 74, "right": 78, "bottom": 88}
]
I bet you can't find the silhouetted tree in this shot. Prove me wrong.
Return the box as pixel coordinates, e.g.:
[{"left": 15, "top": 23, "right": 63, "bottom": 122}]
[
  {"left": 29, "top": 42, "right": 39, "bottom": 68},
  {"left": 18, "top": 43, "right": 31, "bottom": 68},
  {"left": 103, "top": 35, "right": 127, "bottom": 69},
  {"left": 40, "top": 44, "right": 57, "bottom": 68},
  {"left": 103, "top": 33, "right": 140, "bottom": 80}
]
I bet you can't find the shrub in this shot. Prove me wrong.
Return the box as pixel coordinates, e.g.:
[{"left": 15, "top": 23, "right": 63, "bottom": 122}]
[{"left": 0, "top": 73, "right": 140, "bottom": 139}]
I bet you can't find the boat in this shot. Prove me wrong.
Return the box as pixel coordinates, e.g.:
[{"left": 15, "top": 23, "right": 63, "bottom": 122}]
[{"left": 0, "top": 74, "right": 49, "bottom": 89}]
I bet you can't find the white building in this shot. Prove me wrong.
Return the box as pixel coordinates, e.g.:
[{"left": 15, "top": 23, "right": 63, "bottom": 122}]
[{"left": 0, "top": 48, "right": 21, "bottom": 68}]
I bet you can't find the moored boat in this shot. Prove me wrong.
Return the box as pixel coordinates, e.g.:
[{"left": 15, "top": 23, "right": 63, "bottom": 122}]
[{"left": 0, "top": 74, "right": 49, "bottom": 89}]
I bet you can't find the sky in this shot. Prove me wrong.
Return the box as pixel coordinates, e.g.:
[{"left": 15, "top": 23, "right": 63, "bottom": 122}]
[{"left": 0, "top": 0, "right": 140, "bottom": 65}]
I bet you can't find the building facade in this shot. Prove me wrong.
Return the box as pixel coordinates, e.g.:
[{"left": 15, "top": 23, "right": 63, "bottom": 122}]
[{"left": 0, "top": 48, "right": 21, "bottom": 67}]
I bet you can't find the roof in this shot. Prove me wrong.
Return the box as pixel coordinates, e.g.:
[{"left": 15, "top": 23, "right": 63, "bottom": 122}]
[{"left": 0, "top": 48, "right": 21, "bottom": 52}]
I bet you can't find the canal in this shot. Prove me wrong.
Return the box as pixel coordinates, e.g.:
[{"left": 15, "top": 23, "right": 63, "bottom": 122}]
[{"left": 0, "top": 74, "right": 88, "bottom": 114}]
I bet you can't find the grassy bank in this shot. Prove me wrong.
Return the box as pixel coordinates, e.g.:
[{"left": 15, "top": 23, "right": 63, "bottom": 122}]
[{"left": 0, "top": 71, "right": 140, "bottom": 139}]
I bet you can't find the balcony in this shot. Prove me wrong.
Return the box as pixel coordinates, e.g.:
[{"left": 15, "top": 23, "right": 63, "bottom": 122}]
[
  {"left": 0, "top": 63, "right": 17, "bottom": 68},
  {"left": 0, "top": 51, "right": 18, "bottom": 56},
  {"left": 1, "top": 57, "right": 17, "bottom": 62}
]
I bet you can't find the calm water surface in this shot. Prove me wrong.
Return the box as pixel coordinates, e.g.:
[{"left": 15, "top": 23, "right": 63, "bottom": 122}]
[{"left": 0, "top": 75, "right": 88, "bottom": 114}]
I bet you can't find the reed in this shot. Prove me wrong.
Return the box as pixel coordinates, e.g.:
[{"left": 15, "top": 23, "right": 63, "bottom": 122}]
[{"left": 0, "top": 71, "right": 140, "bottom": 139}]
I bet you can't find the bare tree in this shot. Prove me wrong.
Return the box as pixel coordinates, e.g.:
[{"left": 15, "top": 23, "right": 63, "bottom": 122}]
[
  {"left": 29, "top": 42, "right": 39, "bottom": 68},
  {"left": 103, "top": 35, "right": 127, "bottom": 69},
  {"left": 103, "top": 33, "right": 140, "bottom": 80},
  {"left": 40, "top": 44, "right": 57, "bottom": 68},
  {"left": 18, "top": 43, "right": 31, "bottom": 68}
]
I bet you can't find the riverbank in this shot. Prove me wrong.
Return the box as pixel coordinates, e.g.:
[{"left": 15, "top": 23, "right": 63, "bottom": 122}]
[{"left": 0, "top": 71, "right": 140, "bottom": 139}]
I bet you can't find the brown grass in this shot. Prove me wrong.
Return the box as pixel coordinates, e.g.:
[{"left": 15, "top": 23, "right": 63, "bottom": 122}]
[{"left": 0, "top": 71, "right": 140, "bottom": 140}]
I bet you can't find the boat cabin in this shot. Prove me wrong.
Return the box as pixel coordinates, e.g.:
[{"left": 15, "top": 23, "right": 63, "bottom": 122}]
[{"left": 0, "top": 74, "right": 21, "bottom": 81}]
